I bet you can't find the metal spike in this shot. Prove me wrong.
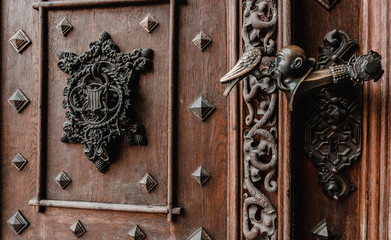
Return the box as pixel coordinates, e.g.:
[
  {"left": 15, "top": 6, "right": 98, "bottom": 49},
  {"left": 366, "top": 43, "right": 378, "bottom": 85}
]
[
  {"left": 192, "top": 32, "right": 212, "bottom": 51},
  {"left": 192, "top": 166, "right": 211, "bottom": 186},
  {"left": 128, "top": 225, "right": 146, "bottom": 240},
  {"left": 7, "top": 211, "right": 29, "bottom": 234},
  {"left": 139, "top": 173, "right": 158, "bottom": 192}
]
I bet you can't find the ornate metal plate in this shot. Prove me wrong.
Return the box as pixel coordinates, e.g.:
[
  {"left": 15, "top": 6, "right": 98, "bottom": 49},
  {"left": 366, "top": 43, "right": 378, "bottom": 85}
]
[
  {"left": 303, "top": 30, "right": 361, "bottom": 200},
  {"left": 57, "top": 31, "right": 153, "bottom": 173}
]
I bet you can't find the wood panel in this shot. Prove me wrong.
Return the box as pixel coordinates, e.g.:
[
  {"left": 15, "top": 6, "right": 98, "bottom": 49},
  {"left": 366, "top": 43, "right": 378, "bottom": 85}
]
[
  {"left": 1, "top": 0, "right": 41, "bottom": 238},
  {"left": 174, "top": 0, "right": 228, "bottom": 238},
  {"left": 45, "top": 5, "right": 170, "bottom": 206},
  {"left": 1, "top": 0, "right": 233, "bottom": 239},
  {"left": 292, "top": 0, "right": 362, "bottom": 239}
]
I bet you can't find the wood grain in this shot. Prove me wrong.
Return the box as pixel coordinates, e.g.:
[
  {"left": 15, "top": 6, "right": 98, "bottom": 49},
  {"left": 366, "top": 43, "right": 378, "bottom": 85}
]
[
  {"left": 360, "top": 0, "right": 391, "bottom": 239},
  {"left": 1, "top": 0, "right": 232, "bottom": 239}
]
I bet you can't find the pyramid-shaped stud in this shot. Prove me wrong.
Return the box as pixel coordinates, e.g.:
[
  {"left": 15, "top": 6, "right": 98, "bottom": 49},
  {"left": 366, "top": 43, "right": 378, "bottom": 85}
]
[
  {"left": 128, "top": 225, "right": 146, "bottom": 240},
  {"left": 188, "top": 227, "right": 212, "bottom": 240},
  {"left": 189, "top": 95, "right": 216, "bottom": 121},
  {"left": 140, "top": 14, "right": 159, "bottom": 33},
  {"left": 12, "top": 153, "right": 28, "bottom": 171},
  {"left": 55, "top": 171, "right": 72, "bottom": 189},
  {"left": 315, "top": 0, "right": 339, "bottom": 10},
  {"left": 70, "top": 220, "right": 86, "bottom": 238},
  {"left": 8, "top": 89, "right": 30, "bottom": 113},
  {"left": 9, "top": 30, "right": 31, "bottom": 53},
  {"left": 192, "top": 32, "right": 212, "bottom": 51},
  {"left": 139, "top": 173, "right": 158, "bottom": 192},
  {"left": 312, "top": 219, "right": 341, "bottom": 240},
  {"left": 192, "top": 166, "right": 211, "bottom": 186},
  {"left": 7, "top": 211, "right": 29, "bottom": 234},
  {"left": 56, "top": 18, "right": 73, "bottom": 36}
]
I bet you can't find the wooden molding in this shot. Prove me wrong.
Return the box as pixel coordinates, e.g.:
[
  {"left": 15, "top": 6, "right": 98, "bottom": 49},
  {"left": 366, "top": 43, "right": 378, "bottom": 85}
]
[{"left": 360, "top": 0, "right": 391, "bottom": 239}]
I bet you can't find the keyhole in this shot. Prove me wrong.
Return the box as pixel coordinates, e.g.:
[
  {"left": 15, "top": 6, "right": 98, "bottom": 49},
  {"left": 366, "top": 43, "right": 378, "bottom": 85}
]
[{"left": 330, "top": 136, "right": 338, "bottom": 154}]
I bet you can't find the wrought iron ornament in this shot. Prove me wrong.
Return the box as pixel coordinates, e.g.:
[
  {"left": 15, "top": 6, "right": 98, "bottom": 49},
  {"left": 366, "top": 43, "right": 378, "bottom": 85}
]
[
  {"left": 57, "top": 31, "right": 153, "bottom": 173},
  {"left": 303, "top": 30, "right": 375, "bottom": 200}
]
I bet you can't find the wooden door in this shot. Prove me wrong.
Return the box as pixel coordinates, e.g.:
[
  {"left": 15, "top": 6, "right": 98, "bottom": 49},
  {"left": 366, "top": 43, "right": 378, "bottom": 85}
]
[{"left": 0, "top": 0, "right": 239, "bottom": 239}]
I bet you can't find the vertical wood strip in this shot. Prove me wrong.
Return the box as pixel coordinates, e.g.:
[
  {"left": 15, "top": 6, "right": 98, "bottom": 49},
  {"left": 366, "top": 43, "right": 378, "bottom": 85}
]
[
  {"left": 167, "top": 0, "right": 177, "bottom": 222},
  {"left": 277, "top": 0, "right": 292, "bottom": 239},
  {"left": 360, "top": 0, "right": 390, "bottom": 239},
  {"left": 36, "top": 5, "right": 48, "bottom": 213},
  {"left": 227, "top": 0, "right": 240, "bottom": 239}
]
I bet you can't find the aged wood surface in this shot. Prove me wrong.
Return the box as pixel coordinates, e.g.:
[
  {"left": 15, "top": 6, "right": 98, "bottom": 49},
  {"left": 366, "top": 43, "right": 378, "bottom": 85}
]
[
  {"left": 277, "top": 0, "right": 292, "bottom": 239},
  {"left": 360, "top": 0, "right": 391, "bottom": 239},
  {"left": 1, "top": 0, "right": 231, "bottom": 239},
  {"left": 227, "top": 0, "right": 240, "bottom": 239}
]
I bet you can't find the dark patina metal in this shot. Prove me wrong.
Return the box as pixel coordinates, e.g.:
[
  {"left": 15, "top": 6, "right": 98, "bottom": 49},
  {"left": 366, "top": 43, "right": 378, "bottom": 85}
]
[
  {"left": 57, "top": 31, "right": 153, "bottom": 173},
  {"left": 221, "top": 29, "right": 383, "bottom": 201}
]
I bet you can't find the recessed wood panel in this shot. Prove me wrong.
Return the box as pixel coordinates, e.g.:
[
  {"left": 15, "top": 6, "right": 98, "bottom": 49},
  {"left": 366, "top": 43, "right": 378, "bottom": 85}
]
[{"left": 45, "top": 5, "right": 170, "bottom": 205}]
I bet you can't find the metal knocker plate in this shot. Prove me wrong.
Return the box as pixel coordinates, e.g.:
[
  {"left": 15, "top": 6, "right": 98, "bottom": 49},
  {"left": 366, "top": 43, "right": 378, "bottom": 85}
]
[{"left": 57, "top": 31, "right": 153, "bottom": 173}]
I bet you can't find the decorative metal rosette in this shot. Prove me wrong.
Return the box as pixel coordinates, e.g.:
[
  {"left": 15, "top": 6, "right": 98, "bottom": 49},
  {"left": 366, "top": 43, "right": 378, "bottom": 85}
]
[{"left": 57, "top": 31, "right": 153, "bottom": 173}]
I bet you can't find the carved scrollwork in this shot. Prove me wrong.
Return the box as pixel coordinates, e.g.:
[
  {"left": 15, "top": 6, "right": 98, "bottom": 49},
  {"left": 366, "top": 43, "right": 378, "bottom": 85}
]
[
  {"left": 242, "top": 1, "right": 278, "bottom": 239},
  {"left": 57, "top": 31, "right": 152, "bottom": 173}
]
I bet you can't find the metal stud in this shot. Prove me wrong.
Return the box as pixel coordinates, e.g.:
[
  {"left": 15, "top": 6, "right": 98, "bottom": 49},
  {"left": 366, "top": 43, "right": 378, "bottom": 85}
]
[
  {"left": 55, "top": 171, "right": 72, "bottom": 189},
  {"left": 7, "top": 211, "right": 29, "bottom": 235},
  {"left": 188, "top": 227, "right": 212, "bottom": 240},
  {"left": 12, "top": 153, "right": 28, "bottom": 171},
  {"left": 128, "top": 225, "right": 146, "bottom": 240},
  {"left": 70, "top": 220, "right": 86, "bottom": 238},
  {"left": 189, "top": 95, "right": 215, "bottom": 121},
  {"left": 56, "top": 18, "right": 73, "bottom": 36},
  {"left": 8, "top": 89, "right": 30, "bottom": 113},
  {"left": 312, "top": 219, "right": 341, "bottom": 240},
  {"left": 315, "top": 0, "right": 339, "bottom": 10},
  {"left": 140, "top": 14, "right": 159, "bottom": 33},
  {"left": 139, "top": 173, "right": 157, "bottom": 192},
  {"left": 9, "top": 30, "right": 31, "bottom": 53},
  {"left": 192, "top": 32, "right": 212, "bottom": 51},
  {"left": 192, "top": 166, "right": 211, "bottom": 186}
]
